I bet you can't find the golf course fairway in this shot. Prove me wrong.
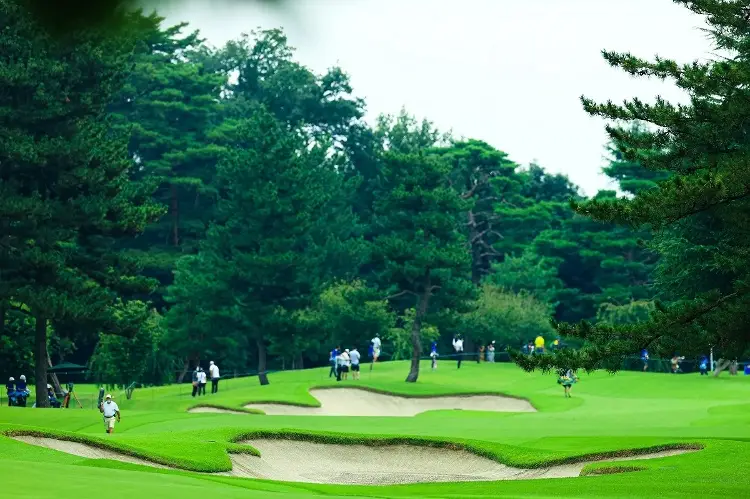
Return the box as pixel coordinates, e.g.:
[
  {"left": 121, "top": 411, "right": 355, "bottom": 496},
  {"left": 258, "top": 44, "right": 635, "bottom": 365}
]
[{"left": 1, "top": 361, "right": 748, "bottom": 498}]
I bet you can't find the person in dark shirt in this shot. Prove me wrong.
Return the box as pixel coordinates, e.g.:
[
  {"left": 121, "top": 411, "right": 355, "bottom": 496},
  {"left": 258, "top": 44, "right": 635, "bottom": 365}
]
[
  {"left": 16, "top": 375, "right": 27, "bottom": 392},
  {"left": 6, "top": 377, "right": 15, "bottom": 406}
]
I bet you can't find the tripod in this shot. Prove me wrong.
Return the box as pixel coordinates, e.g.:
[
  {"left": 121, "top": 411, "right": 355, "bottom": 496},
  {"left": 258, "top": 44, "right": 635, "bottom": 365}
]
[{"left": 63, "top": 388, "right": 83, "bottom": 409}]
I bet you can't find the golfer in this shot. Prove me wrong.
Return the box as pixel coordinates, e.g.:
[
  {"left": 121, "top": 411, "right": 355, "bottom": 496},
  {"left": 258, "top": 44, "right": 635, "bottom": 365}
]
[
  {"left": 209, "top": 361, "right": 221, "bottom": 393},
  {"left": 100, "top": 394, "right": 120, "bottom": 434},
  {"left": 487, "top": 341, "right": 496, "bottom": 363},
  {"left": 430, "top": 341, "right": 439, "bottom": 370}
]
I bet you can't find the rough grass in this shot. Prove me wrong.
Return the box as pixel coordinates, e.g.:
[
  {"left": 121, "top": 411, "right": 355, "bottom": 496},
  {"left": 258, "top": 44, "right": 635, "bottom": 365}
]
[{"left": 1, "top": 360, "right": 748, "bottom": 498}]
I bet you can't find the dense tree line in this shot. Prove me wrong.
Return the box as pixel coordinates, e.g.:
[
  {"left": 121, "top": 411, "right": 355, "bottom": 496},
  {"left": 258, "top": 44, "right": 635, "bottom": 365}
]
[{"left": 7, "top": 0, "right": 726, "bottom": 395}]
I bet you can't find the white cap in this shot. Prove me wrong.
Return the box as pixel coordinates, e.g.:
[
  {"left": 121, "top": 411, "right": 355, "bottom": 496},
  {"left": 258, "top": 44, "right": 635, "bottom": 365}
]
[
  {"left": 46, "top": 384, "right": 52, "bottom": 389},
  {"left": 210, "top": 361, "right": 214, "bottom": 365},
  {"left": 9, "top": 377, "right": 14, "bottom": 381},
  {"left": 345, "top": 349, "right": 349, "bottom": 352},
  {"left": 19, "top": 375, "right": 26, "bottom": 380},
  {"left": 105, "top": 394, "right": 112, "bottom": 399}
]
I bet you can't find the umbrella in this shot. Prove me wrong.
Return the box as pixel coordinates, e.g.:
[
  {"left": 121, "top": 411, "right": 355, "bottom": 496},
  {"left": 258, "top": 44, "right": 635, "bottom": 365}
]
[{"left": 48, "top": 362, "right": 88, "bottom": 374}]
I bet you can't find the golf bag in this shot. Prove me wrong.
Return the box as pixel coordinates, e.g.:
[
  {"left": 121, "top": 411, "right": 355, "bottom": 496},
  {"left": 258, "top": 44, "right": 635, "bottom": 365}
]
[{"left": 97, "top": 388, "right": 105, "bottom": 409}]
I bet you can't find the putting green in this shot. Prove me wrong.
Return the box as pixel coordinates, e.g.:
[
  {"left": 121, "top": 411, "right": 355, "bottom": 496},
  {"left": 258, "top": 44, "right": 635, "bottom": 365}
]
[{"left": 0, "top": 361, "right": 748, "bottom": 498}]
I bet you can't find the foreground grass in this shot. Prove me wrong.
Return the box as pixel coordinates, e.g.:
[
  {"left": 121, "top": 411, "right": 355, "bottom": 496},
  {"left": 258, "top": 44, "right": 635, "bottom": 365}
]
[{"left": 1, "top": 361, "right": 748, "bottom": 498}]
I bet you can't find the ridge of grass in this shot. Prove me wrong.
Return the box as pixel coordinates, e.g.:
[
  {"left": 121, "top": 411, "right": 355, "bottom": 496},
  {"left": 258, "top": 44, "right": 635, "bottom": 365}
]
[
  {"left": 188, "top": 403, "right": 264, "bottom": 415},
  {"left": 3, "top": 426, "right": 704, "bottom": 472}
]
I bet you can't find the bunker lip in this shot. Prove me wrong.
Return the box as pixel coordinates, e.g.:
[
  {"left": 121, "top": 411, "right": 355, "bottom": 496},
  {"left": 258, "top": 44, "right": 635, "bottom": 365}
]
[
  {"left": 9, "top": 432, "right": 701, "bottom": 485},
  {"left": 243, "top": 387, "right": 537, "bottom": 416},
  {"left": 187, "top": 405, "right": 260, "bottom": 415}
]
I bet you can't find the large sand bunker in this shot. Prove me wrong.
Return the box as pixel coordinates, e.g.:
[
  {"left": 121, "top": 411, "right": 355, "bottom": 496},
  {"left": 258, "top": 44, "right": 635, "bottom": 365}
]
[
  {"left": 11, "top": 435, "right": 696, "bottom": 485},
  {"left": 227, "top": 439, "right": 694, "bottom": 484},
  {"left": 244, "top": 388, "right": 536, "bottom": 416}
]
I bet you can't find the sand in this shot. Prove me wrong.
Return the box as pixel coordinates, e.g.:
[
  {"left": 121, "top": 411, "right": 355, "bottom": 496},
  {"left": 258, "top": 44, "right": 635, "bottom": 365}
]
[
  {"left": 244, "top": 388, "right": 537, "bottom": 416},
  {"left": 187, "top": 406, "right": 251, "bottom": 415},
  {"left": 12, "top": 435, "right": 695, "bottom": 485},
  {"left": 12, "top": 436, "right": 170, "bottom": 469},
  {"left": 227, "top": 439, "right": 694, "bottom": 484}
]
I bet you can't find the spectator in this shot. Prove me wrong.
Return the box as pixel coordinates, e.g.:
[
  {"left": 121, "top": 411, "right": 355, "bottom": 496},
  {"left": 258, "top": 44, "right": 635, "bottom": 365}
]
[
  {"left": 209, "top": 361, "right": 221, "bottom": 394},
  {"left": 350, "top": 348, "right": 361, "bottom": 380},
  {"left": 699, "top": 355, "right": 709, "bottom": 376},
  {"left": 452, "top": 336, "right": 464, "bottom": 369},
  {"left": 534, "top": 335, "right": 545, "bottom": 354},
  {"left": 329, "top": 346, "right": 340, "bottom": 378},
  {"left": 487, "top": 341, "right": 496, "bottom": 363},
  {"left": 198, "top": 367, "right": 207, "bottom": 395},
  {"left": 641, "top": 349, "right": 650, "bottom": 372},
  {"left": 371, "top": 335, "right": 382, "bottom": 362},
  {"left": 191, "top": 366, "right": 200, "bottom": 397},
  {"left": 5, "top": 377, "right": 15, "bottom": 407},
  {"left": 430, "top": 341, "right": 439, "bottom": 370}
]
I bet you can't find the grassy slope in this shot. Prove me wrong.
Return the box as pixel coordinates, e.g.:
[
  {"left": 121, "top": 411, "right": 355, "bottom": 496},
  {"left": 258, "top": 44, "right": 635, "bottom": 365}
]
[{"left": 1, "top": 360, "right": 749, "bottom": 498}]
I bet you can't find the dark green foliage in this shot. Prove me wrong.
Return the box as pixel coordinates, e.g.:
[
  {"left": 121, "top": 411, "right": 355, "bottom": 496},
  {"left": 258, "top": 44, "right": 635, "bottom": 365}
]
[
  {"left": 517, "top": 0, "right": 750, "bottom": 373},
  {"left": 0, "top": 2, "right": 161, "bottom": 404},
  {"left": 371, "top": 149, "right": 473, "bottom": 382}
]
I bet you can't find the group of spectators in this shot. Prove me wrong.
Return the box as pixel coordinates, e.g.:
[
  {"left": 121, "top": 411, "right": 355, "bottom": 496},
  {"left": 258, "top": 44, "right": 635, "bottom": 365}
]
[
  {"left": 191, "top": 361, "right": 221, "bottom": 397},
  {"left": 5, "top": 375, "right": 61, "bottom": 407}
]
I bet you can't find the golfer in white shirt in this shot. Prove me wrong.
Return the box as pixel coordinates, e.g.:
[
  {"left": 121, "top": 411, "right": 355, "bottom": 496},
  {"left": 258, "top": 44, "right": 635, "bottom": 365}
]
[
  {"left": 453, "top": 336, "right": 464, "bottom": 369},
  {"left": 100, "top": 394, "right": 120, "bottom": 434},
  {"left": 209, "top": 361, "right": 221, "bottom": 394},
  {"left": 371, "top": 335, "right": 382, "bottom": 362}
]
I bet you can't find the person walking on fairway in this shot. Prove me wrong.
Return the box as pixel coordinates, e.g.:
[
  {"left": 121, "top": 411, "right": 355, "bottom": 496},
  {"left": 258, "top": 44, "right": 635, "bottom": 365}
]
[
  {"left": 198, "top": 367, "right": 207, "bottom": 395},
  {"left": 641, "top": 348, "right": 649, "bottom": 372},
  {"left": 430, "top": 340, "right": 439, "bottom": 370},
  {"left": 335, "top": 350, "right": 346, "bottom": 381},
  {"left": 100, "top": 394, "right": 120, "bottom": 434},
  {"left": 350, "top": 348, "right": 361, "bottom": 380},
  {"left": 371, "top": 334, "right": 381, "bottom": 363},
  {"left": 453, "top": 336, "right": 464, "bottom": 368},
  {"left": 329, "top": 346, "right": 340, "bottom": 378},
  {"left": 487, "top": 341, "right": 496, "bottom": 363},
  {"left": 209, "top": 361, "right": 221, "bottom": 393},
  {"left": 557, "top": 369, "right": 578, "bottom": 398},
  {"left": 699, "top": 355, "right": 709, "bottom": 376},
  {"left": 193, "top": 366, "right": 201, "bottom": 397}
]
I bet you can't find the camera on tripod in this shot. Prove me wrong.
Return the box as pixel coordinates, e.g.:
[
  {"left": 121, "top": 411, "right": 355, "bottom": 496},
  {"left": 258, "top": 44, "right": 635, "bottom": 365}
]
[{"left": 66, "top": 382, "right": 74, "bottom": 393}]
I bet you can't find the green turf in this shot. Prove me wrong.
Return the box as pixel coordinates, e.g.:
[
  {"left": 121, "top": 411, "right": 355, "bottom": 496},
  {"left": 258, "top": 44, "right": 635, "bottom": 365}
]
[{"left": 1, "top": 360, "right": 748, "bottom": 498}]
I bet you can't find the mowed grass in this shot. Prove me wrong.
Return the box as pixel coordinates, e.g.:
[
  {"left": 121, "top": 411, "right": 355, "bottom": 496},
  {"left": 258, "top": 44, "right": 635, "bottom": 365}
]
[{"left": 1, "top": 360, "right": 749, "bottom": 498}]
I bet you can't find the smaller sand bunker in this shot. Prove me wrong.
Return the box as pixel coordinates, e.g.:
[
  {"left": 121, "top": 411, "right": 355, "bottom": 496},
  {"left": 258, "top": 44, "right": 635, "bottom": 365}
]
[
  {"left": 188, "top": 406, "right": 251, "bottom": 415},
  {"left": 228, "top": 440, "right": 695, "bottom": 484},
  {"left": 11, "top": 436, "right": 170, "bottom": 469},
  {"left": 245, "top": 388, "right": 536, "bottom": 416}
]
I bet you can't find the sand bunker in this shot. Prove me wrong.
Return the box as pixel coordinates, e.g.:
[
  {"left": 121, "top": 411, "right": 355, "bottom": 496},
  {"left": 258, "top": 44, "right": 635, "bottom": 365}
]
[
  {"left": 188, "top": 406, "right": 251, "bottom": 415},
  {"left": 227, "top": 439, "right": 694, "bottom": 484},
  {"left": 244, "top": 388, "right": 536, "bottom": 416},
  {"left": 12, "top": 435, "right": 695, "bottom": 485},
  {"left": 11, "top": 436, "right": 170, "bottom": 469}
]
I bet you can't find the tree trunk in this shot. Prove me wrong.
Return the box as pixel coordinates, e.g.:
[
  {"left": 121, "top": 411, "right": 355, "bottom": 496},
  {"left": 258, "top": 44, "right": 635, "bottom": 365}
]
[
  {"left": 257, "top": 337, "right": 269, "bottom": 386},
  {"left": 713, "top": 359, "right": 732, "bottom": 377},
  {"left": 296, "top": 353, "right": 304, "bottom": 370},
  {"left": 406, "top": 281, "right": 432, "bottom": 383},
  {"left": 176, "top": 358, "right": 189, "bottom": 383},
  {"left": 0, "top": 302, "right": 6, "bottom": 334},
  {"left": 34, "top": 312, "right": 50, "bottom": 408}
]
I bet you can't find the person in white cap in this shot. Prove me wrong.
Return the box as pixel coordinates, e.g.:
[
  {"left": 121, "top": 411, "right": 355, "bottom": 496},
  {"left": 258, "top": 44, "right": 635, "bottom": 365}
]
[
  {"left": 99, "top": 394, "right": 120, "bottom": 434},
  {"left": 209, "top": 361, "right": 220, "bottom": 394}
]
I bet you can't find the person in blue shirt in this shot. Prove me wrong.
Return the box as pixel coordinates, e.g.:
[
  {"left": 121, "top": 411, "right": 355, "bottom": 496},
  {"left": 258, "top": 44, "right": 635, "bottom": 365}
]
[
  {"left": 15, "top": 375, "right": 29, "bottom": 407},
  {"left": 699, "top": 355, "right": 709, "bottom": 376},
  {"left": 329, "top": 346, "right": 340, "bottom": 378},
  {"left": 641, "top": 349, "right": 649, "bottom": 372},
  {"left": 430, "top": 341, "right": 439, "bottom": 370}
]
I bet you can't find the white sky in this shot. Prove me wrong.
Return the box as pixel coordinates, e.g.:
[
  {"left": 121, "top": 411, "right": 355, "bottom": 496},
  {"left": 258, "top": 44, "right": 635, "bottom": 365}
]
[{"left": 151, "top": 0, "right": 715, "bottom": 195}]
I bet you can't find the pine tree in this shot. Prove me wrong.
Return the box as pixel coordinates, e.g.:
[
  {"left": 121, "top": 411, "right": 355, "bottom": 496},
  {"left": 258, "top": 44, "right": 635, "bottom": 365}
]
[
  {"left": 516, "top": 0, "right": 750, "bottom": 373},
  {"left": 0, "top": 3, "right": 161, "bottom": 405},
  {"left": 372, "top": 150, "right": 473, "bottom": 382},
  {"left": 109, "top": 15, "right": 226, "bottom": 310},
  {"left": 167, "top": 109, "right": 350, "bottom": 385}
]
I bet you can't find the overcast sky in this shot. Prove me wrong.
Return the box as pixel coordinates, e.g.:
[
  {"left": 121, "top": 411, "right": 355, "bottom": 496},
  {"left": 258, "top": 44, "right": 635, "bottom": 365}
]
[{"left": 150, "top": 0, "right": 715, "bottom": 195}]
